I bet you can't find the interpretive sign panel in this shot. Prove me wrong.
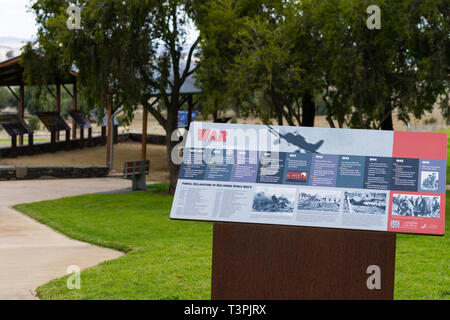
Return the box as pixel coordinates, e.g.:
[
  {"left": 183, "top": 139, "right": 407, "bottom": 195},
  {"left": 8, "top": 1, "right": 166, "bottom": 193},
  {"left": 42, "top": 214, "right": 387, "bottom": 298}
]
[
  {"left": 68, "top": 110, "right": 92, "bottom": 129},
  {"left": 36, "top": 112, "right": 71, "bottom": 132},
  {"left": 178, "top": 110, "right": 198, "bottom": 127},
  {"left": 0, "top": 114, "right": 33, "bottom": 136},
  {"left": 170, "top": 122, "right": 447, "bottom": 235}
]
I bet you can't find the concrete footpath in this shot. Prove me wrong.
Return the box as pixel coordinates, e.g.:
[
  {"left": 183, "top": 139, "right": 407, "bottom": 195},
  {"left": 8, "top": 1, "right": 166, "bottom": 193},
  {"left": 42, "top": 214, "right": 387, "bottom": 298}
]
[{"left": 0, "top": 178, "right": 130, "bottom": 300}]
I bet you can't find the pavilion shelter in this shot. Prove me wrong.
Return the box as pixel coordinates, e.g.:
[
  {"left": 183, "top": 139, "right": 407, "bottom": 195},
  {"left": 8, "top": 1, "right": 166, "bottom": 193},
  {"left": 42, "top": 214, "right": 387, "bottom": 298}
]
[
  {"left": 0, "top": 55, "right": 79, "bottom": 147},
  {"left": 142, "top": 62, "right": 202, "bottom": 162}
]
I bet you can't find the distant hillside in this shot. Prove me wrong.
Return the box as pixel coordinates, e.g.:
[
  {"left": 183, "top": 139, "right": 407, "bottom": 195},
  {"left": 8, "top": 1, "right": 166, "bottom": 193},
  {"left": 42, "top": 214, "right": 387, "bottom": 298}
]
[{"left": 0, "top": 37, "right": 30, "bottom": 62}]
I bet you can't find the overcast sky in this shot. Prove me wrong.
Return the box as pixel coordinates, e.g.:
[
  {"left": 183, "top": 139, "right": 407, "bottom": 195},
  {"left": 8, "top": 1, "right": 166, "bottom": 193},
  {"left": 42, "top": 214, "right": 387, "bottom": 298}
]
[
  {"left": 0, "top": 0, "right": 199, "bottom": 42},
  {"left": 0, "top": 0, "right": 37, "bottom": 40}
]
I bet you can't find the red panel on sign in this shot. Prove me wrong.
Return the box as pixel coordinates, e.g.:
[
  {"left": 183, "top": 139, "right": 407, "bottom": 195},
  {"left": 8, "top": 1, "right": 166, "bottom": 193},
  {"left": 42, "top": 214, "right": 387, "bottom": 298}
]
[
  {"left": 392, "top": 131, "right": 447, "bottom": 160},
  {"left": 387, "top": 191, "right": 445, "bottom": 235},
  {"left": 286, "top": 171, "right": 308, "bottom": 182}
]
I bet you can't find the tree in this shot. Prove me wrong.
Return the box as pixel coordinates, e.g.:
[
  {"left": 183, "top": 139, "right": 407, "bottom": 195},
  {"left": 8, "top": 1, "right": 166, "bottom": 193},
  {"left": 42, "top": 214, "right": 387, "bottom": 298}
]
[
  {"left": 197, "top": 0, "right": 324, "bottom": 126},
  {"left": 0, "top": 87, "right": 14, "bottom": 110},
  {"left": 195, "top": 0, "right": 263, "bottom": 122},
  {"left": 313, "top": 0, "right": 449, "bottom": 129},
  {"left": 198, "top": 0, "right": 449, "bottom": 129},
  {"left": 23, "top": 0, "right": 201, "bottom": 194}
]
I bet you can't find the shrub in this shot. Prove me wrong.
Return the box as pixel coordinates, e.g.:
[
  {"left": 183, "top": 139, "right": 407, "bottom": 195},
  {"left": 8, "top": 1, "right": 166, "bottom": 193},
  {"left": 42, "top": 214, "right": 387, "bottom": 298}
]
[
  {"left": 424, "top": 117, "right": 437, "bottom": 125},
  {"left": 27, "top": 116, "right": 41, "bottom": 131}
]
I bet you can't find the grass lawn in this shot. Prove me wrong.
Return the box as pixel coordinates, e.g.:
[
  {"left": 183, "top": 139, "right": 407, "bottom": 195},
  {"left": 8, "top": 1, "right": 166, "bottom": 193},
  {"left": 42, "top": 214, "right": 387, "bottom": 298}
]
[
  {"left": 14, "top": 183, "right": 449, "bottom": 300},
  {"left": 15, "top": 184, "right": 212, "bottom": 300},
  {"left": 0, "top": 138, "right": 50, "bottom": 143},
  {"left": 395, "top": 207, "right": 450, "bottom": 299}
]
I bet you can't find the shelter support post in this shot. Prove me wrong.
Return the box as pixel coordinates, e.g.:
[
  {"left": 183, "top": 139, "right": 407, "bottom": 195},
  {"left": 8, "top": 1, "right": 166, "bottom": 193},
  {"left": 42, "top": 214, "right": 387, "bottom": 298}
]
[
  {"left": 114, "top": 125, "right": 119, "bottom": 144},
  {"left": 10, "top": 134, "right": 17, "bottom": 158},
  {"left": 72, "top": 82, "right": 78, "bottom": 140},
  {"left": 106, "top": 99, "right": 112, "bottom": 168},
  {"left": 50, "top": 131, "right": 56, "bottom": 153},
  {"left": 88, "top": 128, "right": 93, "bottom": 146},
  {"left": 55, "top": 83, "right": 61, "bottom": 141},
  {"left": 19, "top": 84, "right": 24, "bottom": 146},
  {"left": 28, "top": 133, "right": 34, "bottom": 155},
  {"left": 65, "top": 130, "right": 71, "bottom": 149},
  {"left": 79, "top": 126, "right": 84, "bottom": 148},
  {"left": 101, "top": 126, "right": 106, "bottom": 144},
  {"left": 211, "top": 223, "right": 396, "bottom": 300}
]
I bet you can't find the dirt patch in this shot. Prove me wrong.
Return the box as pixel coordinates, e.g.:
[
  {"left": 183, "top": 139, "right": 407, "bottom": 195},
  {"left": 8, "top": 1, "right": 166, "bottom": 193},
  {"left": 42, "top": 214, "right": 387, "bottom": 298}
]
[{"left": 0, "top": 141, "right": 169, "bottom": 183}]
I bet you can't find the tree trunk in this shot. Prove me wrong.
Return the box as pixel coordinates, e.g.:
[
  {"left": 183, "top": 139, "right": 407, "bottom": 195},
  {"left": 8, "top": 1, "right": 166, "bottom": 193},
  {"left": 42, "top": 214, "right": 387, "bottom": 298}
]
[
  {"left": 276, "top": 112, "right": 283, "bottom": 125},
  {"left": 166, "top": 100, "right": 181, "bottom": 195},
  {"left": 301, "top": 92, "right": 315, "bottom": 127},
  {"left": 167, "top": 135, "right": 181, "bottom": 195},
  {"left": 326, "top": 115, "right": 336, "bottom": 128},
  {"left": 380, "top": 102, "right": 394, "bottom": 130},
  {"left": 187, "top": 95, "right": 193, "bottom": 129}
]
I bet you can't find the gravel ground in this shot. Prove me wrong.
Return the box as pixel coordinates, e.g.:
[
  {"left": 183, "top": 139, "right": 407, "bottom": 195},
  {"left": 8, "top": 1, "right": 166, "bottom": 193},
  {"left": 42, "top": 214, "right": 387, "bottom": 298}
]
[{"left": 0, "top": 141, "right": 169, "bottom": 183}]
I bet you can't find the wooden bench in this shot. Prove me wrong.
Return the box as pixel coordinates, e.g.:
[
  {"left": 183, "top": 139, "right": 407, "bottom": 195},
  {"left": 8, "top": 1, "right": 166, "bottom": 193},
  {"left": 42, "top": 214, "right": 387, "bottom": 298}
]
[{"left": 123, "top": 160, "right": 149, "bottom": 191}]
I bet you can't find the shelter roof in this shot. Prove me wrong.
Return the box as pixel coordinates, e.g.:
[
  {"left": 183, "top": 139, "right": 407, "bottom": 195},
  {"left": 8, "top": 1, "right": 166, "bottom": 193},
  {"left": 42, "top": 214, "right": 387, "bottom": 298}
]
[{"left": 0, "top": 55, "right": 77, "bottom": 87}]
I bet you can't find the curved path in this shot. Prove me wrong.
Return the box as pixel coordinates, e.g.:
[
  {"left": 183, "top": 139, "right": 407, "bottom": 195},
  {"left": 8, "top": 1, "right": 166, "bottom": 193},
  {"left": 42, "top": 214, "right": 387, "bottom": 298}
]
[{"left": 0, "top": 178, "right": 131, "bottom": 300}]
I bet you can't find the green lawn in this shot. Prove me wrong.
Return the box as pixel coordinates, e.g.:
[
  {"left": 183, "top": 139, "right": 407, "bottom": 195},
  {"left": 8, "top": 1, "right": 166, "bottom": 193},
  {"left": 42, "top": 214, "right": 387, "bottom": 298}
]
[
  {"left": 15, "top": 184, "right": 213, "bottom": 300},
  {"left": 0, "top": 138, "right": 50, "bottom": 142},
  {"left": 14, "top": 183, "right": 450, "bottom": 300}
]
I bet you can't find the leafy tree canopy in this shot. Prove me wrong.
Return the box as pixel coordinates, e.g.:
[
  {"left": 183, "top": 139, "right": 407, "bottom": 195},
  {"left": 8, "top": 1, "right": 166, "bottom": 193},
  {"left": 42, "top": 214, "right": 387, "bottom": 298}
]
[
  {"left": 23, "top": 0, "right": 202, "bottom": 194},
  {"left": 197, "top": 0, "right": 449, "bottom": 128}
]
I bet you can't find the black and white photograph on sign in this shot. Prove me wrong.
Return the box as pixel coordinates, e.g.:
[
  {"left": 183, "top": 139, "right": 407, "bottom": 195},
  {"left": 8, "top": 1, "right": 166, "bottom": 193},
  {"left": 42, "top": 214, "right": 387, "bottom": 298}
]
[
  {"left": 342, "top": 191, "right": 387, "bottom": 215},
  {"left": 297, "top": 189, "right": 341, "bottom": 213},
  {"left": 420, "top": 171, "right": 439, "bottom": 192},
  {"left": 392, "top": 194, "right": 440, "bottom": 218},
  {"left": 252, "top": 186, "right": 295, "bottom": 213}
]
